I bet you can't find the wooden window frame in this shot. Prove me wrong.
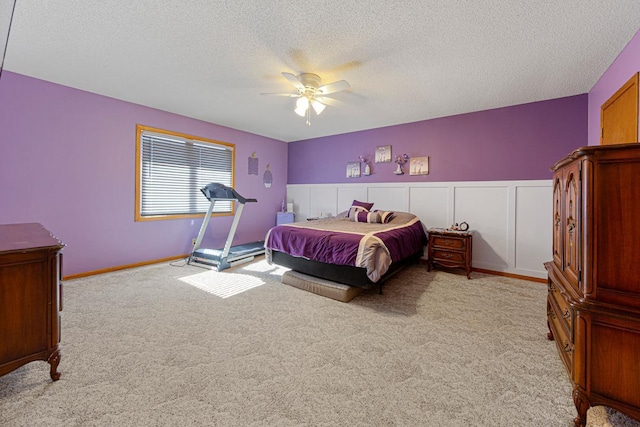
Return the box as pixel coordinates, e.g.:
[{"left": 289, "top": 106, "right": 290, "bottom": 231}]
[{"left": 135, "top": 124, "right": 235, "bottom": 222}]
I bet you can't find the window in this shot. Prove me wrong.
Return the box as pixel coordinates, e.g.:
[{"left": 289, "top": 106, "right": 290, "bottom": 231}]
[{"left": 135, "top": 125, "right": 235, "bottom": 221}]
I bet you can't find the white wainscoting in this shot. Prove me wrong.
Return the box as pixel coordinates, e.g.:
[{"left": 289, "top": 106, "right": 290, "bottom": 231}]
[{"left": 287, "top": 180, "right": 552, "bottom": 279}]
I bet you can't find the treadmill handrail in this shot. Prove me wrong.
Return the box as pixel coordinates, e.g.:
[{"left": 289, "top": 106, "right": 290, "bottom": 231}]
[{"left": 200, "top": 183, "right": 257, "bottom": 204}]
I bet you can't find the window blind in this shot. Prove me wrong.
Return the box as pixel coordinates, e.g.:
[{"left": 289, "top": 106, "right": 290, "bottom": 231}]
[{"left": 140, "top": 131, "right": 234, "bottom": 216}]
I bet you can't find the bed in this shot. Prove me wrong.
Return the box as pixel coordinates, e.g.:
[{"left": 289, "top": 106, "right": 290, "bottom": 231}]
[{"left": 265, "top": 203, "right": 428, "bottom": 290}]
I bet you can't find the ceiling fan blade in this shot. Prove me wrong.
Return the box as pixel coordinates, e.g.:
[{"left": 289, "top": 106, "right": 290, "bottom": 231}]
[
  {"left": 282, "top": 72, "right": 305, "bottom": 91},
  {"left": 315, "top": 96, "right": 341, "bottom": 106},
  {"left": 317, "top": 80, "right": 350, "bottom": 95},
  {"left": 260, "top": 92, "right": 300, "bottom": 97}
]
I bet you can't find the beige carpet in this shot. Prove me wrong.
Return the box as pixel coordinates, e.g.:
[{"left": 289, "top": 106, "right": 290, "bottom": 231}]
[{"left": 1, "top": 258, "right": 638, "bottom": 427}]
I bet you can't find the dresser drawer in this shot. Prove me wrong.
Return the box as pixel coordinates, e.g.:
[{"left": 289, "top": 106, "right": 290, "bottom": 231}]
[
  {"left": 432, "top": 236, "right": 466, "bottom": 250},
  {"left": 549, "top": 281, "right": 573, "bottom": 332},
  {"left": 547, "top": 296, "right": 573, "bottom": 375}
]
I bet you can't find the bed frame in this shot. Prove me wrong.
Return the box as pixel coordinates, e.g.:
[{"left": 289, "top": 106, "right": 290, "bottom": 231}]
[{"left": 271, "top": 249, "right": 423, "bottom": 293}]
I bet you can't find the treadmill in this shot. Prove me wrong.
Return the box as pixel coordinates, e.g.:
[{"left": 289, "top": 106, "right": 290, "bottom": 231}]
[{"left": 188, "top": 183, "right": 265, "bottom": 271}]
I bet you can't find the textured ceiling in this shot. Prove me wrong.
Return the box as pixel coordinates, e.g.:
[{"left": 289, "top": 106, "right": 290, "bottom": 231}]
[{"left": 4, "top": 1, "right": 640, "bottom": 142}]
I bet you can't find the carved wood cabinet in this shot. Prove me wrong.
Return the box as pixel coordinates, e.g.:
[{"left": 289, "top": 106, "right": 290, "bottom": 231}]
[
  {"left": 0, "top": 223, "right": 65, "bottom": 381},
  {"left": 545, "top": 144, "right": 640, "bottom": 426}
]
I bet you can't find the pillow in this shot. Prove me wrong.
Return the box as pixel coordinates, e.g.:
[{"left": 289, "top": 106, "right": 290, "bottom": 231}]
[
  {"left": 351, "top": 199, "right": 374, "bottom": 211},
  {"left": 374, "top": 210, "right": 395, "bottom": 224},
  {"left": 351, "top": 211, "right": 382, "bottom": 223},
  {"left": 348, "top": 205, "right": 368, "bottom": 219}
]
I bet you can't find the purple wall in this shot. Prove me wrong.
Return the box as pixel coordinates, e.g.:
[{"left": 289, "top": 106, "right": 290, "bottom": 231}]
[
  {"left": 288, "top": 95, "right": 587, "bottom": 184},
  {"left": 0, "top": 72, "right": 288, "bottom": 276},
  {"left": 588, "top": 28, "right": 640, "bottom": 146}
]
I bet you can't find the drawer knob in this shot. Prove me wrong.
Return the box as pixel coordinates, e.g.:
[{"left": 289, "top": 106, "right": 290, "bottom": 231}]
[
  {"left": 442, "top": 253, "right": 453, "bottom": 259},
  {"left": 563, "top": 308, "right": 571, "bottom": 320}
]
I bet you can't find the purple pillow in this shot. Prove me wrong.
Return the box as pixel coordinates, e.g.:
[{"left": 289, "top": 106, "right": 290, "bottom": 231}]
[
  {"left": 348, "top": 205, "right": 368, "bottom": 219},
  {"left": 352, "top": 199, "right": 374, "bottom": 211}
]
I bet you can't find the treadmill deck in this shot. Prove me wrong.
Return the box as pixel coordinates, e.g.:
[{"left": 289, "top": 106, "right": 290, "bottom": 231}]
[{"left": 192, "top": 241, "right": 265, "bottom": 262}]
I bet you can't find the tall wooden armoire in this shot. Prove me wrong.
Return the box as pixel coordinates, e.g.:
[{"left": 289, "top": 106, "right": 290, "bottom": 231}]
[{"left": 545, "top": 144, "right": 640, "bottom": 427}]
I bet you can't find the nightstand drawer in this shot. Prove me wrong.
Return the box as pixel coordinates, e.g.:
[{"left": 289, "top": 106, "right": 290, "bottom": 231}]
[
  {"left": 432, "top": 250, "right": 464, "bottom": 263},
  {"left": 432, "top": 236, "right": 466, "bottom": 250}
]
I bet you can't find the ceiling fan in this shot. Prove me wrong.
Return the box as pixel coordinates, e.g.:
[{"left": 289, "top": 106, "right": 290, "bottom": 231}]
[{"left": 261, "top": 72, "right": 351, "bottom": 125}]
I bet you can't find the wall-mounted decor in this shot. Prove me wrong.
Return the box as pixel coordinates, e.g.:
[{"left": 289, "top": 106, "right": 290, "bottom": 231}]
[
  {"left": 358, "top": 155, "right": 371, "bottom": 175},
  {"left": 346, "top": 162, "right": 361, "bottom": 178},
  {"left": 263, "top": 164, "right": 273, "bottom": 188},
  {"left": 410, "top": 156, "right": 429, "bottom": 175},
  {"left": 375, "top": 145, "right": 392, "bottom": 163},
  {"left": 248, "top": 152, "right": 259, "bottom": 175},
  {"left": 394, "top": 154, "right": 409, "bottom": 175}
]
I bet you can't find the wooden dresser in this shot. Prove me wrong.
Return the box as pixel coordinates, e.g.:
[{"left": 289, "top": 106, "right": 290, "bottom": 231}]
[
  {"left": 545, "top": 144, "right": 640, "bottom": 426},
  {"left": 0, "top": 223, "right": 65, "bottom": 381}
]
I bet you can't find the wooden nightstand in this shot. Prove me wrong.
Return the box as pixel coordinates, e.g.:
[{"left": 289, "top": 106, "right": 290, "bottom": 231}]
[{"left": 427, "top": 228, "right": 473, "bottom": 279}]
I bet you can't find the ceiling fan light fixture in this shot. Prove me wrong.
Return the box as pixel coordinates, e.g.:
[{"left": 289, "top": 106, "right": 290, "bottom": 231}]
[
  {"left": 295, "top": 96, "right": 309, "bottom": 116},
  {"left": 262, "top": 71, "right": 350, "bottom": 125},
  {"left": 311, "top": 100, "right": 326, "bottom": 115},
  {"left": 296, "top": 96, "right": 309, "bottom": 110}
]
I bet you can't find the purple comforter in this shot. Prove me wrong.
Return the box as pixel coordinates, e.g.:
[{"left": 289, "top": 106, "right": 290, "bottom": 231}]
[{"left": 265, "top": 212, "right": 428, "bottom": 282}]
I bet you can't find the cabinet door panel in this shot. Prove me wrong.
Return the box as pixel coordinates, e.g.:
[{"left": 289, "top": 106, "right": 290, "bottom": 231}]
[
  {"left": 563, "top": 164, "right": 581, "bottom": 289},
  {"left": 595, "top": 161, "right": 640, "bottom": 308},
  {"left": 552, "top": 173, "right": 563, "bottom": 268},
  {"left": 0, "top": 260, "right": 48, "bottom": 363},
  {"left": 588, "top": 315, "right": 640, "bottom": 408}
]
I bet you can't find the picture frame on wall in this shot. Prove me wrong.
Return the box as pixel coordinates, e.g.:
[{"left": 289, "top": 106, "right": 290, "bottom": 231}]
[
  {"left": 375, "top": 145, "right": 392, "bottom": 163},
  {"left": 410, "top": 156, "right": 429, "bottom": 175},
  {"left": 346, "top": 162, "right": 361, "bottom": 178}
]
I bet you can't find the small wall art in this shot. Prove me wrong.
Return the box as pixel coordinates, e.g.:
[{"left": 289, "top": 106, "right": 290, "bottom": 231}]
[
  {"left": 375, "top": 145, "right": 392, "bottom": 163},
  {"left": 394, "top": 153, "right": 409, "bottom": 175},
  {"left": 346, "top": 162, "right": 361, "bottom": 178},
  {"left": 410, "top": 156, "right": 429, "bottom": 176},
  {"left": 248, "top": 152, "right": 259, "bottom": 175},
  {"left": 263, "top": 164, "right": 273, "bottom": 188},
  {"left": 358, "top": 155, "right": 371, "bottom": 175}
]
